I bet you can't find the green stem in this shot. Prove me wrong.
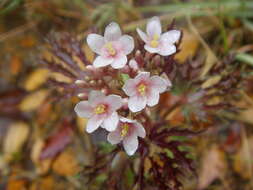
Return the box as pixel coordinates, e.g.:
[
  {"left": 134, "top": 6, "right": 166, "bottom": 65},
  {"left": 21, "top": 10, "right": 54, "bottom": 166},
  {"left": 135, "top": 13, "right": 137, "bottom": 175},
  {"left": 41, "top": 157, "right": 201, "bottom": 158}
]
[{"left": 138, "top": 0, "right": 253, "bottom": 18}]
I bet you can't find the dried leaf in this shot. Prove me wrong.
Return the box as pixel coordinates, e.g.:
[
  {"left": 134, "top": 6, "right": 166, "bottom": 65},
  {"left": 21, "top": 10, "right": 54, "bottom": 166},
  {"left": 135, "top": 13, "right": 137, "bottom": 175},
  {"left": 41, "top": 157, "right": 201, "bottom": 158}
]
[
  {"left": 10, "top": 56, "right": 22, "bottom": 75},
  {"left": 19, "top": 89, "right": 49, "bottom": 112},
  {"left": 175, "top": 29, "right": 199, "bottom": 62},
  {"left": 3, "top": 122, "right": 29, "bottom": 161},
  {"left": 52, "top": 148, "right": 81, "bottom": 176},
  {"left": 24, "top": 68, "right": 49, "bottom": 91},
  {"left": 201, "top": 75, "right": 221, "bottom": 89},
  {"left": 198, "top": 145, "right": 226, "bottom": 189},
  {"left": 40, "top": 120, "right": 73, "bottom": 160}
]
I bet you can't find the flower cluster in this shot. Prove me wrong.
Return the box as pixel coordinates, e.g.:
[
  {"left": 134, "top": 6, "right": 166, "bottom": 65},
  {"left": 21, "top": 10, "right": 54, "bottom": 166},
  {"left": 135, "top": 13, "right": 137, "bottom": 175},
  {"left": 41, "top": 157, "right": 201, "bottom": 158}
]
[{"left": 74, "top": 17, "right": 180, "bottom": 155}]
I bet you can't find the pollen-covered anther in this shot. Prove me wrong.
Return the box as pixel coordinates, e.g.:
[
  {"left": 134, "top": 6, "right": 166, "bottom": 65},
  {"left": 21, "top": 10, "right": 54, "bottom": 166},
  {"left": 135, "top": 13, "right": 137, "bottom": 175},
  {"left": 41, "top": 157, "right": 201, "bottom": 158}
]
[
  {"left": 150, "top": 34, "right": 159, "bottom": 48},
  {"left": 94, "top": 104, "right": 106, "bottom": 114},
  {"left": 137, "top": 83, "right": 147, "bottom": 95},
  {"left": 105, "top": 42, "right": 116, "bottom": 56},
  {"left": 121, "top": 123, "right": 129, "bottom": 137}
]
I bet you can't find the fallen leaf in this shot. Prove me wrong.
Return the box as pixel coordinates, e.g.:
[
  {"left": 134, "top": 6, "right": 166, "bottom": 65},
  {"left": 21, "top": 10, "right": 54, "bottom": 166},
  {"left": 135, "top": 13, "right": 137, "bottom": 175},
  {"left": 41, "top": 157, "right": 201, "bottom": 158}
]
[
  {"left": 24, "top": 68, "right": 49, "bottom": 91},
  {"left": 52, "top": 148, "right": 81, "bottom": 176},
  {"left": 3, "top": 122, "right": 29, "bottom": 161},
  {"left": 19, "top": 89, "right": 49, "bottom": 112},
  {"left": 40, "top": 119, "right": 73, "bottom": 160},
  {"left": 201, "top": 75, "right": 221, "bottom": 89},
  {"left": 10, "top": 56, "right": 22, "bottom": 75},
  {"left": 175, "top": 29, "right": 199, "bottom": 62},
  {"left": 198, "top": 145, "right": 226, "bottom": 189}
]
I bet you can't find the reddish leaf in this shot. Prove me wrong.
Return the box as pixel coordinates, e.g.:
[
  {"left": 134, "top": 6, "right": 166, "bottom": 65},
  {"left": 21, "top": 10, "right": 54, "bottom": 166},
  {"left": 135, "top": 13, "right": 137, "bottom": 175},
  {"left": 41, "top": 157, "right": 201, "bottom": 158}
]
[{"left": 40, "top": 119, "right": 73, "bottom": 160}]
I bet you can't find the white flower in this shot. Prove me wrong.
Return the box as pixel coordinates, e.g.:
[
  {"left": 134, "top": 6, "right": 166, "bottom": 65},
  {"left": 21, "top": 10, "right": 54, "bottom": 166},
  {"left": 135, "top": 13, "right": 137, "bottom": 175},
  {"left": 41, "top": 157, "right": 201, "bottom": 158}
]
[
  {"left": 74, "top": 91, "right": 122, "bottom": 133},
  {"left": 122, "top": 72, "right": 171, "bottom": 112},
  {"left": 107, "top": 117, "right": 146, "bottom": 155},
  {"left": 87, "top": 22, "right": 134, "bottom": 69},
  {"left": 136, "top": 16, "right": 181, "bottom": 56}
]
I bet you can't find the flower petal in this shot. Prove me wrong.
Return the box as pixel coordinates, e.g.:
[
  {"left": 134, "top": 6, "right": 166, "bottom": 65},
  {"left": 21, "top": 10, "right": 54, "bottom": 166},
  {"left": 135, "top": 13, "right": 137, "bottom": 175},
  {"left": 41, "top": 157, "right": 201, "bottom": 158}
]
[
  {"left": 123, "top": 135, "right": 138, "bottom": 156},
  {"left": 74, "top": 101, "right": 93, "bottom": 118},
  {"left": 129, "top": 59, "right": 139, "bottom": 70},
  {"left": 93, "top": 56, "right": 113, "bottom": 68},
  {"left": 86, "top": 115, "right": 103, "bottom": 133},
  {"left": 119, "top": 35, "right": 134, "bottom": 55},
  {"left": 88, "top": 90, "right": 105, "bottom": 104},
  {"left": 158, "top": 44, "right": 176, "bottom": 56},
  {"left": 105, "top": 95, "right": 122, "bottom": 111},
  {"left": 161, "top": 30, "right": 181, "bottom": 44},
  {"left": 87, "top": 34, "right": 105, "bottom": 55},
  {"left": 135, "top": 122, "right": 146, "bottom": 138},
  {"left": 107, "top": 129, "right": 122, "bottom": 145},
  {"left": 136, "top": 28, "right": 148, "bottom": 43},
  {"left": 147, "top": 91, "right": 160, "bottom": 107},
  {"left": 122, "top": 79, "right": 137, "bottom": 96},
  {"left": 144, "top": 44, "right": 159, "bottom": 54},
  {"left": 120, "top": 117, "right": 135, "bottom": 123},
  {"left": 104, "top": 22, "right": 122, "bottom": 42},
  {"left": 102, "top": 112, "right": 119, "bottom": 132},
  {"left": 128, "top": 95, "right": 147, "bottom": 112},
  {"left": 135, "top": 71, "right": 150, "bottom": 82},
  {"left": 111, "top": 55, "right": 127, "bottom": 69},
  {"left": 146, "top": 16, "right": 161, "bottom": 37},
  {"left": 150, "top": 76, "right": 170, "bottom": 93}
]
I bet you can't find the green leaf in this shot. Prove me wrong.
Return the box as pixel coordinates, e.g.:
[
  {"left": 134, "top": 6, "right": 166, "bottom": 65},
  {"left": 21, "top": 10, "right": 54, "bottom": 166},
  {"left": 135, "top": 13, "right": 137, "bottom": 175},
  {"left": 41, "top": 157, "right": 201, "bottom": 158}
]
[{"left": 120, "top": 73, "right": 130, "bottom": 83}]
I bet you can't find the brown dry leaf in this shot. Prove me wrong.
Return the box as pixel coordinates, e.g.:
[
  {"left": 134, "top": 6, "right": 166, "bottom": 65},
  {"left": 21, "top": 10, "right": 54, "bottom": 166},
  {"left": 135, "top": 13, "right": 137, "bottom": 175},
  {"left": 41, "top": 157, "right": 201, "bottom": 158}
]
[
  {"left": 239, "top": 107, "right": 253, "bottom": 124},
  {"left": 20, "top": 35, "right": 36, "bottom": 47},
  {"left": 200, "top": 50, "right": 218, "bottom": 78},
  {"left": 83, "top": 44, "right": 94, "bottom": 62},
  {"left": 19, "top": 89, "right": 49, "bottom": 112},
  {"left": 29, "top": 176, "right": 54, "bottom": 190},
  {"left": 10, "top": 56, "right": 22, "bottom": 75},
  {"left": 7, "top": 179, "right": 27, "bottom": 190},
  {"left": 201, "top": 75, "right": 221, "bottom": 89},
  {"left": 31, "top": 140, "right": 52, "bottom": 175},
  {"left": 233, "top": 136, "right": 253, "bottom": 179},
  {"left": 76, "top": 117, "right": 87, "bottom": 132},
  {"left": 198, "top": 145, "right": 227, "bottom": 190},
  {"left": 3, "top": 122, "right": 29, "bottom": 161},
  {"left": 175, "top": 29, "right": 199, "bottom": 62},
  {"left": 50, "top": 72, "right": 72, "bottom": 83},
  {"left": 24, "top": 68, "right": 49, "bottom": 91},
  {"left": 52, "top": 148, "right": 81, "bottom": 176}
]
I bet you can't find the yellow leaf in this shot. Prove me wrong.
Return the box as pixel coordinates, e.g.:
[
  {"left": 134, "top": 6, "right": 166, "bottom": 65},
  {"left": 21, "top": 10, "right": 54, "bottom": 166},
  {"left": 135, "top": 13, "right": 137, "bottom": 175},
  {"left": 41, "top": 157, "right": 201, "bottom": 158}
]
[
  {"left": 19, "top": 89, "right": 49, "bottom": 112},
  {"left": 52, "top": 148, "right": 81, "bottom": 176},
  {"left": 175, "top": 30, "right": 199, "bottom": 63},
  {"left": 24, "top": 68, "right": 49, "bottom": 91},
  {"left": 3, "top": 122, "right": 29, "bottom": 161},
  {"left": 201, "top": 75, "right": 221, "bottom": 89}
]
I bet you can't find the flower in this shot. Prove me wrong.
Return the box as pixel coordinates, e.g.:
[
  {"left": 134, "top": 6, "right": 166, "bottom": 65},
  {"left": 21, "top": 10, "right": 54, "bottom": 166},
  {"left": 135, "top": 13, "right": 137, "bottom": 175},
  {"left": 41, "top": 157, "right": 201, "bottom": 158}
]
[
  {"left": 136, "top": 16, "right": 181, "bottom": 56},
  {"left": 87, "top": 22, "right": 134, "bottom": 69},
  {"left": 107, "top": 117, "right": 146, "bottom": 155},
  {"left": 74, "top": 91, "right": 122, "bottom": 133},
  {"left": 123, "top": 72, "right": 171, "bottom": 112}
]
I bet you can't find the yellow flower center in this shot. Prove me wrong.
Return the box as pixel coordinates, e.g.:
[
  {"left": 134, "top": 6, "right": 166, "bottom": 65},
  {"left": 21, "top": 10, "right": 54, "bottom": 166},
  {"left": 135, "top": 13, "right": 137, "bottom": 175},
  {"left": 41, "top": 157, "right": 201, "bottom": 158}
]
[
  {"left": 121, "top": 123, "right": 129, "bottom": 137},
  {"left": 150, "top": 34, "right": 159, "bottom": 48},
  {"left": 105, "top": 42, "right": 116, "bottom": 56},
  {"left": 94, "top": 104, "right": 106, "bottom": 114},
  {"left": 137, "top": 83, "right": 147, "bottom": 96}
]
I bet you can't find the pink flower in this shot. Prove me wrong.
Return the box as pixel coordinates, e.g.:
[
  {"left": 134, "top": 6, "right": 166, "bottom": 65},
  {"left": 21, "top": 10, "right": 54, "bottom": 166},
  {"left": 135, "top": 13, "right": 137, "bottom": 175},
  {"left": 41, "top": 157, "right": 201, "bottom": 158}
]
[
  {"left": 136, "top": 16, "right": 181, "bottom": 56},
  {"left": 74, "top": 91, "right": 122, "bottom": 133},
  {"left": 122, "top": 72, "right": 171, "bottom": 112},
  {"left": 107, "top": 117, "right": 146, "bottom": 155},
  {"left": 87, "top": 22, "right": 134, "bottom": 69}
]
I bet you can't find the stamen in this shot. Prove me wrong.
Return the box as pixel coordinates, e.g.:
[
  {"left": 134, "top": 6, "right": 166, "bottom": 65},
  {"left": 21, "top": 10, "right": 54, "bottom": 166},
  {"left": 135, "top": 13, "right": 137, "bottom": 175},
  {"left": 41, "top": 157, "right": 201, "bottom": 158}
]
[
  {"left": 121, "top": 123, "right": 129, "bottom": 137},
  {"left": 94, "top": 104, "right": 106, "bottom": 114},
  {"left": 105, "top": 42, "right": 116, "bottom": 56},
  {"left": 150, "top": 34, "right": 159, "bottom": 48},
  {"left": 137, "top": 83, "right": 147, "bottom": 96}
]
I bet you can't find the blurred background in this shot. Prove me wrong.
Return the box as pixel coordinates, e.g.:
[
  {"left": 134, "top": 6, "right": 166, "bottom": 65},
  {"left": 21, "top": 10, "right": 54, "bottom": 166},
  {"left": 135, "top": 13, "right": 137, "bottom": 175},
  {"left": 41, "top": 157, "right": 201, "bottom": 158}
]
[{"left": 1, "top": 0, "right": 253, "bottom": 189}]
